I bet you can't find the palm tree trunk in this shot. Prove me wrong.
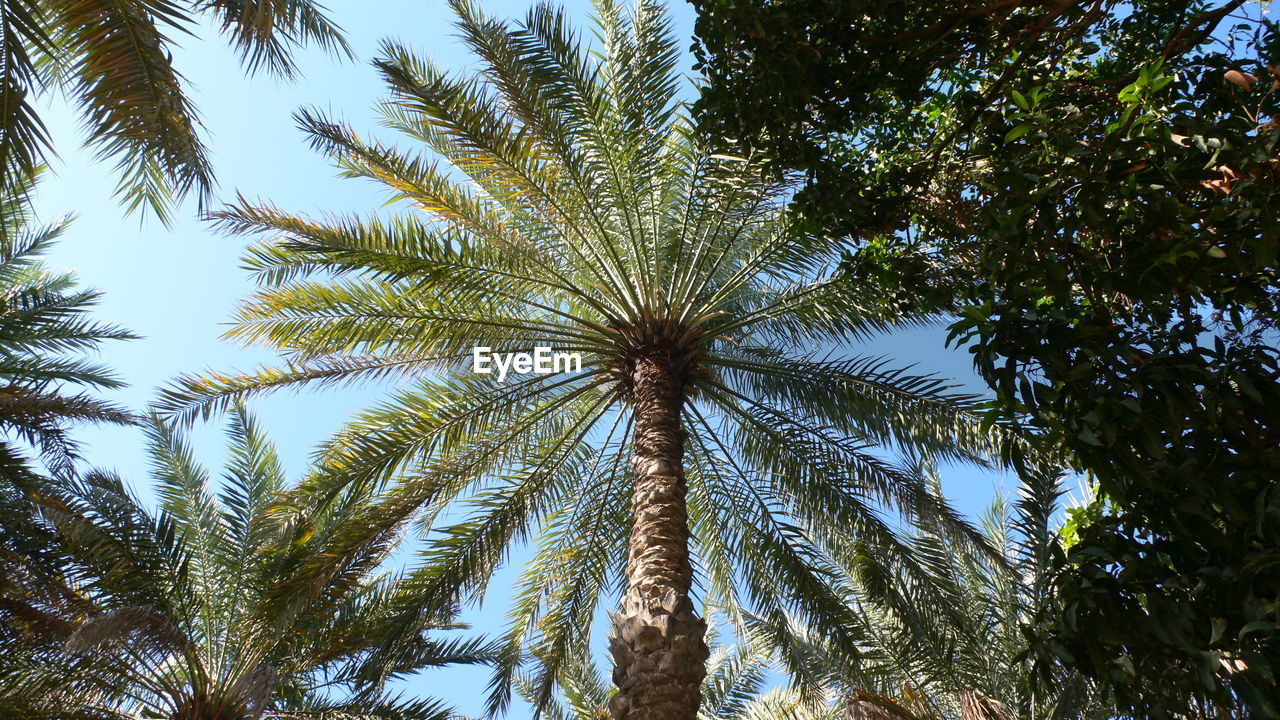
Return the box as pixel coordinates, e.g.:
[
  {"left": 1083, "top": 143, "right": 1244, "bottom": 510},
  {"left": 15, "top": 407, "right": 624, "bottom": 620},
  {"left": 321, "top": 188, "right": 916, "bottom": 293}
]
[{"left": 609, "top": 348, "right": 708, "bottom": 720}]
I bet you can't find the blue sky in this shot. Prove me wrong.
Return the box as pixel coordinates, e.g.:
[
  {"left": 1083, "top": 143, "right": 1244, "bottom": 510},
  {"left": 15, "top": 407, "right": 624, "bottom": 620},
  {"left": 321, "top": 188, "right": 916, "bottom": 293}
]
[{"left": 28, "top": 1, "right": 1016, "bottom": 716}]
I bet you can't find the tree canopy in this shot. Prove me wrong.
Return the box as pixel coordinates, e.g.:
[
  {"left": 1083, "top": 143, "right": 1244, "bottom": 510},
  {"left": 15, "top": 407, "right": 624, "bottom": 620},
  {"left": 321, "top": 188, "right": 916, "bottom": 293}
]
[
  {"left": 693, "top": 0, "right": 1280, "bottom": 714},
  {"left": 1, "top": 0, "right": 1273, "bottom": 717}
]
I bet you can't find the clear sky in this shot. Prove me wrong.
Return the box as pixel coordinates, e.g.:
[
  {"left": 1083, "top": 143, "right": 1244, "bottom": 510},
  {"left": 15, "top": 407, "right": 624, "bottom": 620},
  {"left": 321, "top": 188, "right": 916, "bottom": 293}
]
[{"left": 29, "top": 1, "right": 1016, "bottom": 716}]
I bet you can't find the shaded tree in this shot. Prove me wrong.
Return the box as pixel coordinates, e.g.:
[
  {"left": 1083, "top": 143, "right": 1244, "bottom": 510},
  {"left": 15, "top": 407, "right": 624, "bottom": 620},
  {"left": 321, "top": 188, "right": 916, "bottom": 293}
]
[{"left": 693, "top": 0, "right": 1280, "bottom": 713}]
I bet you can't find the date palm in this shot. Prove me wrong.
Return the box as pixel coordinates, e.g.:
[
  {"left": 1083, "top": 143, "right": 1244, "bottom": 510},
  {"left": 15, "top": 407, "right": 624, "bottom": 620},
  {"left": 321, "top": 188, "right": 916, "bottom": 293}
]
[
  {"left": 0, "top": 172, "right": 138, "bottom": 700},
  {"left": 1, "top": 406, "right": 492, "bottom": 720},
  {"left": 158, "top": 1, "right": 1022, "bottom": 718},
  {"left": 0, "top": 0, "right": 349, "bottom": 223}
]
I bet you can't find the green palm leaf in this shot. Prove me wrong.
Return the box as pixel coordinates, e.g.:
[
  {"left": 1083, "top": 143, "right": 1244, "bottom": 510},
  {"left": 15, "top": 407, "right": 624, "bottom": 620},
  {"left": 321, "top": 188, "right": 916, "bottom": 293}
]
[
  {"left": 0, "top": 0, "right": 348, "bottom": 224},
  {"left": 0, "top": 175, "right": 136, "bottom": 475}
]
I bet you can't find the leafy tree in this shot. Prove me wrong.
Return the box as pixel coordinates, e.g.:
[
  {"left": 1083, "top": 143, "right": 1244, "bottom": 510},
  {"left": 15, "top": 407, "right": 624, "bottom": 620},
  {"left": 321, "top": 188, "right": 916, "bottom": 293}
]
[
  {"left": 157, "top": 1, "right": 1024, "bottom": 718},
  {"left": 692, "top": 0, "right": 1280, "bottom": 714},
  {"left": 0, "top": 407, "right": 492, "bottom": 720},
  {"left": 0, "top": 0, "right": 349, "bottom": 222}
]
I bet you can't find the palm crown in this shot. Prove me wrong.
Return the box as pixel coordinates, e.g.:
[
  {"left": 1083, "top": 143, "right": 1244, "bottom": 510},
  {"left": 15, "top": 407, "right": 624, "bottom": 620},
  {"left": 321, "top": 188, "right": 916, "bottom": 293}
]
[
  {"left": 158, "top": 1, "right": 1021, "bottom": 718},
  {"left": 2, "top": 407, "right": 491, "bottom": 720}
]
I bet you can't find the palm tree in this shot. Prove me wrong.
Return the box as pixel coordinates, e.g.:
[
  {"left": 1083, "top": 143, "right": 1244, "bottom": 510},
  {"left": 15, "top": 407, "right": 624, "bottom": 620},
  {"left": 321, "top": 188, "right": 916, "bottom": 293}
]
[
  {"left": 0, "top": 0, "right": 349, "bottom": 223},
  {"left": 0, "top": 173, "right": 135, "bottom": 477},
  {"left": 747, "top": 469, "right": 1114, "bottom": 720},
  {"left": 158, "top": 2, "right": 1023, "bottom": 718},
  {"left": 0, "top": 406, "right": 493, "bottom": 720}
]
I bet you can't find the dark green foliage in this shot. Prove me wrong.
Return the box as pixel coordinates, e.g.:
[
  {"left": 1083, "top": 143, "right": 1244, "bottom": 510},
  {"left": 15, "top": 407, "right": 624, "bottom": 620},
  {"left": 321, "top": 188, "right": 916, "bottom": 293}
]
[
  {"left": 693, "top": 0, "right": 1279, "bottom": 715},
  {"left": 960, "top": 37, "right": 1279, "bottom": 716}
]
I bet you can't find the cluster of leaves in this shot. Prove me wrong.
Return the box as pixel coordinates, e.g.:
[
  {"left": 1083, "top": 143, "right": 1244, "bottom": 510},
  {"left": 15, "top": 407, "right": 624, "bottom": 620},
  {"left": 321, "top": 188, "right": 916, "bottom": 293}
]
[
  {"left": 0, "top": 171, "right": 135, "bottom": 478},
  {"left": 0, "top": 0, "right": 349, "bottom": 222},
  {"left": 961, "top": 28, "right": 1279, "bottom": 717},
  {"left": 693, "top": 0, "right": 1279, "bottom": 715}
]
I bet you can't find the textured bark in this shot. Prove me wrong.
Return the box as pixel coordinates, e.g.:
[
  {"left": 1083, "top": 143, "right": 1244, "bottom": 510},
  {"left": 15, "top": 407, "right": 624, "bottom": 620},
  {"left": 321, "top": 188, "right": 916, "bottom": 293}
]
[
  {"left": 608, "top": 349, "right": 708, "bottom": 720},
  {"left": 959, "top": 690, "right": 1014, "bottom": 720},
  {"left": 845, "top": 690, "right": 918, "bottom": 720}
]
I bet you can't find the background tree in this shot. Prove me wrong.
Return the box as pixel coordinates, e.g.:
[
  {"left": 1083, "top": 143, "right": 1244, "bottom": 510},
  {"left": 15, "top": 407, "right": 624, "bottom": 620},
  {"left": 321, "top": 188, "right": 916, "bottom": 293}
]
[
  {"left": 157, "top": 1, "right": 1026, "bottom": 718},
  {"left": 0, "top": 169, "right": 138, "bottom": 708},
  {"left": 692, "top": 0, "right": 1279, "bottom": 714},
  {"left": 0, "top": 407, "right": 492, "bottom": 720},
  {"left": 0, "top": 0, "right": 349, "bottom": 223},
  {"left": 748, "top": 469, "right": 1113, "bottom": 720}
]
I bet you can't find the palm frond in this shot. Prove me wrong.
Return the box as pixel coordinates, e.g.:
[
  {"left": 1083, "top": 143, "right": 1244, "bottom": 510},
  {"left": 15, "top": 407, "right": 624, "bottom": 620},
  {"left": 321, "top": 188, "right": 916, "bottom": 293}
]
[
  {"left": 197, "top": 0, "right": 352, "bottom": 79},
  {"left": 2, "top": 0, "right": 347, "bottom": 222},
  {"left": 53, "top": 0, "right": 211, "bottom": 221}
]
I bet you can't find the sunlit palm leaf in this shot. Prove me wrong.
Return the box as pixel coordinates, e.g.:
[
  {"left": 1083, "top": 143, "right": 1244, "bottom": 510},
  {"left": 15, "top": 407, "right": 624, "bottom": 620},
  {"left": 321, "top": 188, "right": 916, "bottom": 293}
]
[{"left": 0, "top": 0, "right": 347, "bottom": 224}]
